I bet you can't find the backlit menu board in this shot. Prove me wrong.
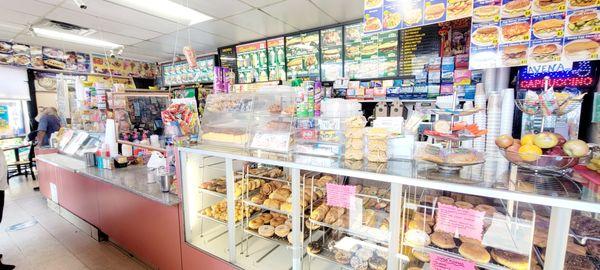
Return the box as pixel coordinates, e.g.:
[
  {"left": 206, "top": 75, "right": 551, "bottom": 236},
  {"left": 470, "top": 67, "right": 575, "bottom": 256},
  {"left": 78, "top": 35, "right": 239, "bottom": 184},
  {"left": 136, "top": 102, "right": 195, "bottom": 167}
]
[
  {"left": 364, "top": 0, "right": 473, "bottom": 34},
  {"left": 286, "top": 31, "right": 320, "bottom": 80},
  {"left": 218, "top": 46, "right": 237, "bottom": 73},
  {"left": 236, "top": 41, "right": 268, "bottom": 83},
  {"left": 344, "top": 23, "right": 399, "bottom": 79},
  {"left": 162, "top": 56, "right": 215, "bottom": 86},
  {"left": 267, "top": 38, "right": 286, "bottom": 81},
  {"left": 321, "top": 27, "right": 343, "bottom": 81},
  {"left": 469, "top": 0, "right": 600, "bottom": 69},
  {"left": 399, "top": 24, "right": 442, "bottom": 76}
]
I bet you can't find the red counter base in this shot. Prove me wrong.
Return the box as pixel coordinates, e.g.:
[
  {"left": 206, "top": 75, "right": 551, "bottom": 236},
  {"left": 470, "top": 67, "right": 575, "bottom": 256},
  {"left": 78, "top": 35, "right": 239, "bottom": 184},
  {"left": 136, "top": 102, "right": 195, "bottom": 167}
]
[{"left": 37, "top": 160, "right": 182, "bottom": 270}]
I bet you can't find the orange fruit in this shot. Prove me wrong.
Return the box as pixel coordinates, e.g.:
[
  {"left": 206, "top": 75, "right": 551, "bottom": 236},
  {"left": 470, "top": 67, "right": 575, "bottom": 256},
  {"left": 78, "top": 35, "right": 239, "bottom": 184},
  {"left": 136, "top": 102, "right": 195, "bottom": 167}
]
[
  {"left": 518, "top": 144, "right": 542, "bottom": 162},
  {"left": 521, "top": 133, "right": 536, "bottom": 146}
]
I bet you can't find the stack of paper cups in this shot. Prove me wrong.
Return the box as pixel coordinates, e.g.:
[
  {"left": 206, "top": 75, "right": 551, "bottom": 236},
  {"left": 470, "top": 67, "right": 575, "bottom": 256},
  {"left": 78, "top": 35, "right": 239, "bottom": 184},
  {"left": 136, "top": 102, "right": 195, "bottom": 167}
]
[
  {"left": 473, "top": 83, "right": 487, "bottom": 152},
  {"left": 150, "top": 134, "right": 161, "bottom": 148},
  {"left": 499, "top": 88, "right": 515, "bottom": 137},
  {"left": 461, "top": 101, "right": 475, "bottom": 148},
  {"left": 485, "top": 93, "right": 502, "bottom": 156}
]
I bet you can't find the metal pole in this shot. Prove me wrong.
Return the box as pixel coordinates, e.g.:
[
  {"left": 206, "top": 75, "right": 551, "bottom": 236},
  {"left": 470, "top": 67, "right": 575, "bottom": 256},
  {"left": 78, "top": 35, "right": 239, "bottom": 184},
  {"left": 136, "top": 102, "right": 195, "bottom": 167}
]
[
  {"left": 225, "top": 158, "right": 237, "bottom": 263},
  {"left": 388, "top": 182, "right": 402, "bottom": 270},
  {"left": 543, "top": 207, "right": 572, "bottom": 270},
  {"left": 290, "top": 168, "right": 302, "bottom": 270}
]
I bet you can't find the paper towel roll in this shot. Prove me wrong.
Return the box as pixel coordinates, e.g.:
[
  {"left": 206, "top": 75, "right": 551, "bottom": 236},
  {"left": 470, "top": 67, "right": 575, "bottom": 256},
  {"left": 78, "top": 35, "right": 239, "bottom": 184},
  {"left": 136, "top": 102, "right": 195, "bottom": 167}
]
[
  {"left": 499, "top": 88, "right": 515, "bottom": 136},
  {"left": 105, "top": 119, "right": 118, "bottom": 157}
]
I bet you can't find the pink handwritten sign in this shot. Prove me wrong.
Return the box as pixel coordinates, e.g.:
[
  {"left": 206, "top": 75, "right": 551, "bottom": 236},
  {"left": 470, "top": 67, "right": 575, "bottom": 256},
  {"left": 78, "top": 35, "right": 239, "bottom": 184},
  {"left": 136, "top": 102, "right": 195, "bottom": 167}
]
[
  {"left": 435, "top": 203, "right": 485, "bottom": 241},
  {"left": 430, "top": 253, "right": 476, "bottom": 270},
  {"left": 326, "top": 183, "right": 356, "bottom": 209}
]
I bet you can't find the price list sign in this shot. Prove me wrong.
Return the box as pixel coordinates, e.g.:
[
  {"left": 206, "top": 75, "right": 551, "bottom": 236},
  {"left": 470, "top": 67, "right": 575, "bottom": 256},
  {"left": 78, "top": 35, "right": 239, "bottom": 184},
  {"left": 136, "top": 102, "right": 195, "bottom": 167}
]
[{"left": 398, "top": 24, "right": 442, "bottom": 76}]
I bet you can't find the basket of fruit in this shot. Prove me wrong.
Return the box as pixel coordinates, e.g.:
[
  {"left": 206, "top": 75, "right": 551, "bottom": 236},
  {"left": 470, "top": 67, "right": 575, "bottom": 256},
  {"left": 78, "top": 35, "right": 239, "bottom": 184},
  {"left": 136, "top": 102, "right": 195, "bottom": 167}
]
[{"left": 495, "top": 133, "right": 590, "bottom": 173}]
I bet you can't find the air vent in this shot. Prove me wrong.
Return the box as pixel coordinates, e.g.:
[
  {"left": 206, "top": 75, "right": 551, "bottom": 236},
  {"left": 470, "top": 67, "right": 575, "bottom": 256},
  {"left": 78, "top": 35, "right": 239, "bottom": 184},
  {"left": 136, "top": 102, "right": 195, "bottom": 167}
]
[{"left": 32, "top": 19, "right": 96, "bottom": 36}]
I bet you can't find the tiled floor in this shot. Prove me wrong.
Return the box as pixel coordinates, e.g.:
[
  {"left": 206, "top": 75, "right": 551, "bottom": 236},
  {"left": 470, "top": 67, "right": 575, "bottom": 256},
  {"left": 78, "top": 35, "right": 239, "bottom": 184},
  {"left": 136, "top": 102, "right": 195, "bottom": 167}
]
[{"left": 0, "top": 176, "right": 150, "bottom": 270}]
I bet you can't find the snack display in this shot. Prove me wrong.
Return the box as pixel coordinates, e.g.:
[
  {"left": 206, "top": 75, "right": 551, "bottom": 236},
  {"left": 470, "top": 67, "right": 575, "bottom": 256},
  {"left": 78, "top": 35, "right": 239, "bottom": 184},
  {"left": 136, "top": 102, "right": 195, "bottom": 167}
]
[
  {"left": 199, "top": 200, "right": 258, "bottom": 223},
  {"left": 366, "top": 128, "right": 389, "bottom": 162},
  {"left": 344, "top": 116, "right": 367, "bottom": 161}
]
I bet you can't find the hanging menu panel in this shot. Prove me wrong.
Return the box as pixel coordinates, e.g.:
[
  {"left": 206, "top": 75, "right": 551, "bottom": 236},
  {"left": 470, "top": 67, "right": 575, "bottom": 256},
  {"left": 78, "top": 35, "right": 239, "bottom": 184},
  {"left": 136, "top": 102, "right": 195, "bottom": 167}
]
[
  {"left": 398, "top": 24, "right": 442, "bottom": 76},
  {"left": 344, "top": 24, "right": 363, "bottom": 79},
  {"left": 267, "top": 37, "right": 286, "bottom": 81},
  {"left": 236, "top": 41, "right": 268, "bottom": 83},
  {"left": 344, "top": 23, "right": 399, "bottom": 79},
  {"left": 219, "top": 46, "right": 237, "bottom": 73},
  {"left": 321, "top": 27, "right": 344, "bottom": 81},
  {"left": 286, "top": 31, "right": 320, "bottom": 80}
]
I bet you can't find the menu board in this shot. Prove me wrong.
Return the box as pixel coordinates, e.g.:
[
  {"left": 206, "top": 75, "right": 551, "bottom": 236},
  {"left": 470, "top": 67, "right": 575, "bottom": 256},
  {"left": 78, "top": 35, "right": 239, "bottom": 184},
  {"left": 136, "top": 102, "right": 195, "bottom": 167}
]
[
  {"left": 469, "top": 0, "right": 600, "bottom": 69},
  {"left": 321, "top": 27, "right": 344, "bottom": 81},
  {"left": 344, "top": 23, "right": 399, "bottom": 79},
  {"left": 43, "top": 47, "right": 67, "bottom": 70},
  {"left": 364, "top": 0, "right": 473, "bottom": 34},
  {"left": 267, "top": 38, "right": 286, "bottom": 81},
  {"left": 399, "top": 24, "right": 443, "bottom": 76},
  {"left": 91, "top": 55, "right": 157, "bottom": 78},
  {"left": 286, "top": 31, "right": 320, "bottom": 80},
  {"left": 218, "top": 46, "right": 237, "bottom": 73},
  {"left": 64, "top": 51, "right": 91, "bottom": 72},
  {"left": 162, "top": 56, "right": 215, "bottom": 86},
  {"left": 236, "top": 41, "right": 268, "bottom": 83}
]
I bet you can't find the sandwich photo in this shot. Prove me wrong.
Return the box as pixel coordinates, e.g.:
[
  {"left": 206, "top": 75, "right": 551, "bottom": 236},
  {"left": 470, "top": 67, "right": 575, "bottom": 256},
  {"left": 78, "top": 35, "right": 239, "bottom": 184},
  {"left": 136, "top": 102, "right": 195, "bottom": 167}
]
[
  {"left": 403, "top": 8, "right": 423, "bottom": 25},
  {"left": 379, "top": 41, "right": 397, "bottom": 54},
  {"left": 447, "top": 0, "right": 472, "bottom": 18},
  {"left": 365, "top": 0, "right": 383, "bottom": 9},
  {"left": 472, "top": 26, "right": 499, "bottom": 46},
  {"left": 502, "top": 0, "right": 531, "bottom": 18},
  {"left": 383, "top": 11, "right": 402, "bottom": 29},
  {"left": 473, "top": 5, "right": 500, "bottom": 22},
  {"left": 287, "top": 58, "right": 303, "bottom": 71},
  {"left": 44, "top": 59, "right": 67, "bottom": 69},
  {"left": 502, "top": 22, "right": 531, "bottom": 42},
  {"left": 534, "top": 0, "right": 564, "bottom": 13},
  {"left": 322, "top": 49, "right": 341, "bottom": 62},
  {"left": 286, "top": 37, "right": 302, "bottom": 47},
  {"left": 346, "top": 46, "right": 360, "bottom": 59},
  {"left": 364, "top": 16, "right": 382, "bottom": 32},
  {"left": 0, "top": 53, "right": 12, "bottom": 65},
  {"left": 530, "top": 43, "right": 561, "bottom": 63},
  {"left": 362, "top": 44, "right": 378, "bottom": 58},
  {"left": 567, "top": 10, "right": 599, "bottom": 35},
  {"left": 564, "top": 39, "right": 600, "bottom": 61},
  {"left": 533, "top": 19, "right": 564, "bottom": 38},
  {"left": 425, "top": 3, "right": 446, "bottom": 21},
  {"left": 568, "top": 0, "right": 595, "bottom": 8},
  {"left": 501, "top": 44, "right": 528, "bottom": 65}
]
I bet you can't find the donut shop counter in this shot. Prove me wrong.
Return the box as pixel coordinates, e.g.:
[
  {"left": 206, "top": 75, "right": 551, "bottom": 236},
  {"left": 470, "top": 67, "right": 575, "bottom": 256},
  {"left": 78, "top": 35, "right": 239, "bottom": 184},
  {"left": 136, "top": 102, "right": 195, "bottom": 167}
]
[{"left": 176, "top": 144, "right": 600, "bottom": 270}]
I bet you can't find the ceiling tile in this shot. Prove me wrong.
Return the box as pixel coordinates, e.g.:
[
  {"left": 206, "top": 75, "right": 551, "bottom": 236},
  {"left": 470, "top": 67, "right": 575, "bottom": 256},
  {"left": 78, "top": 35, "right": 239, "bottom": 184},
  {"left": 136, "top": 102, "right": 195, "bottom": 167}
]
[
  {"left": 0, "top": 21, "right": 27, "bottom": 34},
  {"left": 0, "top": 31, "right": 17, "bottom": 41},
  {"left": 88, "top": 32, "right": 142, "bottom": 46},
  {"left": 36, "top": 0, "right": 64, "bottom": 5},
  {"left": 239, "top": 0, "right": 286, "bottom": 8},
  {"left": 183, "top": 28, "right": 235, "bottom": 47},
  {"left": 192, "top": 20, "right": 263, "bottom": 43},
  {"left": 225, "top": 9, "right": 296, "bottom": 37},
  {"left": 0, "top": 9, "right": 40, "bottom": 25},
  {"left": 185, "top": 0, "right": 253, "bottom": 19},
  {"left": 4, "top": 0, "right": 56, "bottom": 17},
  {"left": 262, "top": 0, "right": 336, "bottom": 29},
  {"left": 61, "top": 0, "right": 180, "bottom": 34},
  {"left": 309, "top": 0, "right": 363, "bottom": 23},
  {"left": 45, "top": 8, "right": 164, "bottom": 40}
]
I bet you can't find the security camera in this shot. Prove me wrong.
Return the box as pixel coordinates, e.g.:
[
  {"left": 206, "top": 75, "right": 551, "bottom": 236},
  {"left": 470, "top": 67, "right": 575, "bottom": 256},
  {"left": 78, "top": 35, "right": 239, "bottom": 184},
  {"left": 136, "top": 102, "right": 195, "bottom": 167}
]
[
  {"left": 109, "top": 49, "right": 116, "bottom": 58},
  {"left": 72, "top": 0, "right": 87, "bottom": 9}
]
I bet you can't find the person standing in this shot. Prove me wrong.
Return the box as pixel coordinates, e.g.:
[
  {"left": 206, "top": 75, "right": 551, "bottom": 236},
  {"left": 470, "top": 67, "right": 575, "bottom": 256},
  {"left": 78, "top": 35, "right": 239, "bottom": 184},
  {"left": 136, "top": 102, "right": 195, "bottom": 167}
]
[
  {"left": 35, "top": 107, "right": 61, "bottom": 147},
  {"left": 0, "top": 148, "right": 16, "bottom": 269}
]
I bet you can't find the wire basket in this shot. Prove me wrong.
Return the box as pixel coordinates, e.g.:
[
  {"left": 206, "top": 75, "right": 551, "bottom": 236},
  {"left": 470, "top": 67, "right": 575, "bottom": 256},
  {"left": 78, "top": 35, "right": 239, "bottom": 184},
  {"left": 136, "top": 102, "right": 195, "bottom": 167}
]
[
  {"left": 499, "top": 148, "right": 583, "bottom": 173},
  {"left": 514, "top": 98, "right": 583, "bottom": 117}
]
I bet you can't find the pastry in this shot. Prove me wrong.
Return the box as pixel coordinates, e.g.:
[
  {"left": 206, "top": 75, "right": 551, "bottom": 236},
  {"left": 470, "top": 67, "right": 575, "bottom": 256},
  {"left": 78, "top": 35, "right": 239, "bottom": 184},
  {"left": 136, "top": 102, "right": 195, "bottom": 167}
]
[
  {"left": 564, "top": 254, "right": 595, "bottom": 270},
  {"left": 259, "top": 213, "right": 273, "bottom": 223},
  {"left": 263, "top": 199, "right": 282, "bottom": 209},
  {"left": 350, "top": 256, "right": 367, "bottom": 269},
  {"left": 431, "top": 232, "right": 456, "bottom": 249},
  {"left": 280, "top": 202, "right": 292, "bottom": 213},
  {"left": 586, "top": 240, "right": 600, "bottom": 257},
  {"left": 305, "top": 219, "right": 320, "bottom": 230},
  {"left": 412, "top": 249, "right": 430, "bottom": 262},
  {"left": 475, "top": 204, "right": 497, "bottom": 217},
  {"left": 249, "top": 218, "right": 264, "bottom": 230},
  {"left": 437, "top": 196, "right": 455, "bottom": 205},
  {"left": 269, "top": 188, "right": 291, "bottom": 201},
  {"left": 459, "top": 242, "right": 490, "bottom": 264},
  {"left": 258, "top": 225, "right": 275, "bottom": 237},
  {"left": 310, "top": 205, "right": 329, "bottom": 221},
  {"left": 454, "top": 201, "right": 474, "bottom": 209},
  {"left": 405, "top": 229, "right": 431, "bottom": 247},
  {"left": 460, "top": 235, "right": 482, "bottom": 245},
  {"left": 307, "top": 241, "right": 322, "bottom": 254},
  {"left": 270, "top": 216, "right": 286, "bottom": 227},
  {"left": 409, "top": 220, "right": 432, "bottom": 234},
  {"left": 491, "top": 249, "right": 529, "bottom": 270},
  {"left": 567, "top": 242, "right": 587, "bottom": 256},
  {"left": 260, "top": 182, "right": 274, "bottom": 195},
  {"left": 251, "top": 194, "right": 266, "bottom": 204},
  {"left": 368, "top": 256, "right": 386, "bottom": 270},
  {"left": 334, "top": 249, "right": 352, "bottom": 264},
  {"left": 274, "top": 224, "right": 291, "bottom": 237}
]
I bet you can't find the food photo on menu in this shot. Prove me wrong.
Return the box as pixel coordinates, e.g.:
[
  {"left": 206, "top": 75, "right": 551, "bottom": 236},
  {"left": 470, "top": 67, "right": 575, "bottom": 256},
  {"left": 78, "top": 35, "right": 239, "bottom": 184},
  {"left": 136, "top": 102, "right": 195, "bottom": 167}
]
[
  {"left": 500, "top": 18, "right": 531, "bottom": 43},
  {"left": 532, "top": 16, "right": 565, "bottom": 39},
  {"left": 447, "top": 0, "right": 474, "bottom": 19},
  {"left": 401, "top": 0, "right": 425, "bottom": 27},
  {"left": 383, "top": 3, "right": 402, "bottom": 30},
  {"left": 500, "top": 43, "right": 528, "bottom": 65},
  {"left": 566, "top": 8, "right": 600, "bottom": 36},
  {"left": 424, "top": 0, "right": 447, "bottom": 23},
  {"left": 501, "top": 0, "right": 532, "bottom": 18},
  {"left": 532, "top": 0, "right": 565, "bottom": 14},
  {"left": 473, "top": 2, "right": 501, "bottom": 23}
]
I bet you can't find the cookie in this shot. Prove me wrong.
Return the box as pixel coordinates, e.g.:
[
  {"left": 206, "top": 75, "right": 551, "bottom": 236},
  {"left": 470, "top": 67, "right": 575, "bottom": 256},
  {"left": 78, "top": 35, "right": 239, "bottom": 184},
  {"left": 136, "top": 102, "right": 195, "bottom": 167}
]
[
  {"left": 458, "top": 242, "right": 490, "bottom": 264},
  {"left": 431, "top": 232, "right": 456, "bottom": 249},
  {"left": 491, "top": 249, "right": 529, "bottom": 270},
  {"left": 274, "top": 224, "right": 290, "bottom": 238}
]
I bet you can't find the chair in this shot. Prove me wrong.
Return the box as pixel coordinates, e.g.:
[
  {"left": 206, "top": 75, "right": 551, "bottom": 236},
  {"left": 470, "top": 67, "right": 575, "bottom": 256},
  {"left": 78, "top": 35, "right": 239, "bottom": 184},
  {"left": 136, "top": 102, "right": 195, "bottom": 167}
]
[{"left": 6, "top": 143, "right": 36, "bottom": 182}]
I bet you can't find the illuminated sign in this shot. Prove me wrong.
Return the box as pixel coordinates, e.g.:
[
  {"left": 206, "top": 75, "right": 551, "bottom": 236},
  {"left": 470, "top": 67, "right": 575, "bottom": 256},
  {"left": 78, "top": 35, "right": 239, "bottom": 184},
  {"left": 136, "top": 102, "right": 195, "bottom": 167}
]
[{"left": 518, "top": 61, "right": 596, "bottom": 90}]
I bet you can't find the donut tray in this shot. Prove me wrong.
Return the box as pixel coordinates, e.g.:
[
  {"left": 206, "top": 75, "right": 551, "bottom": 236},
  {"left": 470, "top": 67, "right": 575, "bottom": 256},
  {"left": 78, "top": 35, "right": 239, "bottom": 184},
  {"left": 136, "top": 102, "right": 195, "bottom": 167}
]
[
  {"left": 306, "top": 234, "right": 392, "bottom": 270},
  {"left": 243, "top": 226, "right": 310, "bottom": 247},
  {"left": 307, "top": 208, "right": 390, "bottom": 246},
  {"left": 197, "top": 207, "right": 260, "bottom": 227},
  {"left": 406, "top": 244, "right": 515, "bottom": 270}
]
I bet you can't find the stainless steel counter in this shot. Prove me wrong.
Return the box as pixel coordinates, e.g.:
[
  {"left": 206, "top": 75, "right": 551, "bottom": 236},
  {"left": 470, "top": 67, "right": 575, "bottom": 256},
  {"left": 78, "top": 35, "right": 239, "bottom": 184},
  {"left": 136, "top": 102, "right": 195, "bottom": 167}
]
[{"left": 37, "top": 153, "right": 180, "bottom": 206}]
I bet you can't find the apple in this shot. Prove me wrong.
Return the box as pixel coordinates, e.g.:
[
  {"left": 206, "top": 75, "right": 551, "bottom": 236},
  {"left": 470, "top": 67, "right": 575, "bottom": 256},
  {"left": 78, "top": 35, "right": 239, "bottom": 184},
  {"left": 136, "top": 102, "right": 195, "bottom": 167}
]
[
  {"left": 546, "top": 146, "right": 566, "bottom": 156},
  {"left": 506, "top": 142, "right": 522, "bottom": 162},
  {"left": 534, "top": 132, "right": 559, "bottom": 149},
  {"left": 562, "top": 140, "right": 589, "bottom": 157},
  {"left": 555, "top": 133, "right": 567, "bottom": 146},
  {"left": 495, "top": 135, "right": 514, "bottom": 149}
]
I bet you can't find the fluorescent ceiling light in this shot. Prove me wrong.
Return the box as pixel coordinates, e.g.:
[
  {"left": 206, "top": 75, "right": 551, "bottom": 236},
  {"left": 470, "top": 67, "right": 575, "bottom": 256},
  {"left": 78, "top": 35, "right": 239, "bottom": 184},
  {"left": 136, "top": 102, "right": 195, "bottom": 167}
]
[
  {"left": 106, "top": 0, "right": 212, "bottom": 26},
  {"left": 32, "top": 27, "right": 123, "bottom": 49}
]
